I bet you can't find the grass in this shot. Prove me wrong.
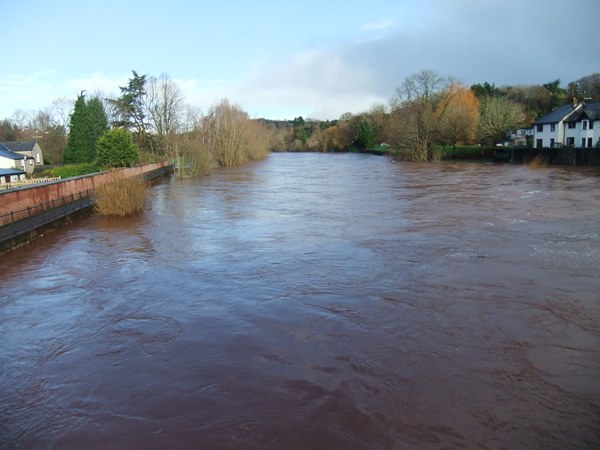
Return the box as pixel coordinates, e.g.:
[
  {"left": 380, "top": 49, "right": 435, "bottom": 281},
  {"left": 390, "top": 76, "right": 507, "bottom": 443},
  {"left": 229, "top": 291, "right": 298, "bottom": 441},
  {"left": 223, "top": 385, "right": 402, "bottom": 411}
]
[
  {"left": 525, "top": 152, "right": 547, "bottom": 169},
  {"left": 94, "top": 172, "right": 149, "bottom": 217}
]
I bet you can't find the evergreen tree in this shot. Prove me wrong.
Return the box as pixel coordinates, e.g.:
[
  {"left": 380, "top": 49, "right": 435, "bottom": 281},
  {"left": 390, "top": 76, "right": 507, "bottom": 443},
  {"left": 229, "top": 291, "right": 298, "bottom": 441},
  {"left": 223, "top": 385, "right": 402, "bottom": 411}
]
[
  {"left": 86, "top": 96, "right": 109, "bottom": 159},
  {"left": 356, "top": 120, "right": 374, "bottom": 149},
  {"left": 113, "top": 71, "right": 149, "bottom": 151},
  {"left": 97, "top": 129, "right": 140, "bottom": 167},
  {"left": 62, "top": 94, "right": 89, "bottom": 163},
  {"left": 63, "top": 94, "right": 109, "bottom": 163}
]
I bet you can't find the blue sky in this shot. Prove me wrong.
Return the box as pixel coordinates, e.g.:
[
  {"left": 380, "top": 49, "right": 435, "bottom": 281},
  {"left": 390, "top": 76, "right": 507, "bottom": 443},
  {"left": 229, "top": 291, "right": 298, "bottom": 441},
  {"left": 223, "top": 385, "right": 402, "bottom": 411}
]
[{"left": 1, "top": 0, "right": 598, "bottom": 121}]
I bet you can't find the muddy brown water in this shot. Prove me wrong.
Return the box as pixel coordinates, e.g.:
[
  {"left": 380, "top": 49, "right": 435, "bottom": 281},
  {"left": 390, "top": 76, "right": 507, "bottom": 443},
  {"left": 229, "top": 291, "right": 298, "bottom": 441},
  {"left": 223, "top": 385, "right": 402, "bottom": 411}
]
[{"left": 1, "top": 153, "right": 599, "bottom": 448}]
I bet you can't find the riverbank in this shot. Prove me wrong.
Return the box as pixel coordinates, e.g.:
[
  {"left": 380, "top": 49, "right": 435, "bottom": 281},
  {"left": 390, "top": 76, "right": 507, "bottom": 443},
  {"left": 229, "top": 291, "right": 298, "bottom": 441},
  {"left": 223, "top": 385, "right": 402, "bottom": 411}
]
[{"left": 0, "top": 162, "right": 172, "bottom": 255}]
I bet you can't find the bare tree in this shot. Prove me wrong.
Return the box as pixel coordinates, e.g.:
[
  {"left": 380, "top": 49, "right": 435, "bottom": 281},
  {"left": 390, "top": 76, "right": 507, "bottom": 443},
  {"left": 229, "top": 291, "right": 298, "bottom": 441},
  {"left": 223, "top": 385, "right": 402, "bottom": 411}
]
[
  {"left": 146, "top": 73, "right": 185, "bottom": 156},
  {"left": 477, "top": 96, "right": 524, "bottom": 147},
  {"left": 393, "top": 69, "right": 448, "bottom": 106}
]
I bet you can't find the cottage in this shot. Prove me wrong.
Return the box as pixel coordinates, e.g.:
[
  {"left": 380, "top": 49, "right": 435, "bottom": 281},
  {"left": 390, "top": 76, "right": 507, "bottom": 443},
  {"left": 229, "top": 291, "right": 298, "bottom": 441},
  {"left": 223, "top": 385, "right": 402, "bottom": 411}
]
[
  {"left": 0, "top": 141, "right": 44, "bottom": 174},
  {"left": 0, "top": 144, "right": 27, "bottom": 184},
  {"left": 532, "top": 100, "right": 600, "bottom": 148}
]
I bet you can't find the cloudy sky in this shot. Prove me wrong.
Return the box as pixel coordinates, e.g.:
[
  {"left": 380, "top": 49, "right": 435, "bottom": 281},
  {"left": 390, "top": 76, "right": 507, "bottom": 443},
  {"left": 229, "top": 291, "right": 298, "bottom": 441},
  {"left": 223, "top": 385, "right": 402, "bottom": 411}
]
[{"left": 1, "top": 0, "right": 598, "bottom": 121}]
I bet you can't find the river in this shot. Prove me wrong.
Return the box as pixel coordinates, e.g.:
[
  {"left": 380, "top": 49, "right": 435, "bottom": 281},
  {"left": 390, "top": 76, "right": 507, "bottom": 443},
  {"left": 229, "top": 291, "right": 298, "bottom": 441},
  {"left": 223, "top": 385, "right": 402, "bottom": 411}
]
[{"left": 1, "top": 153, "right": 599, "bottom": 448}]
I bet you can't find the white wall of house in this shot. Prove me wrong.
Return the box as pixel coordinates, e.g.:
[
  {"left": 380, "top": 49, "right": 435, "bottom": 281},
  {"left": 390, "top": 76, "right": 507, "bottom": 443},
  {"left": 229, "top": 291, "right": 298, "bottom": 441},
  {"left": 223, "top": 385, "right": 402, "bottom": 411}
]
[
  {"left": 534, "top": 123, "right": 561, "bottom": 148},
  {"left": 0, "top": 155, "right": 24, "bottom": 169}
]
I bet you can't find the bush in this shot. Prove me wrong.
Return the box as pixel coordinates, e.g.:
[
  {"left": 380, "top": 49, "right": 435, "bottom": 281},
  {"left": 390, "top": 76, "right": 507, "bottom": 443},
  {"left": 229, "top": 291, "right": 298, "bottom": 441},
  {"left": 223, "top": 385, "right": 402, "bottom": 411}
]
[
  {"left": 97, "top": 129, "right": 140, "bottom": 168},
  {"left": 41, "top": 163, "right": 104, "bottom": 178},
  {"left": 525, "top": 152, "right": 547, "bottom": 169},
  {"left": 94, "top": 172, "right": 149, "bottom": 216}
]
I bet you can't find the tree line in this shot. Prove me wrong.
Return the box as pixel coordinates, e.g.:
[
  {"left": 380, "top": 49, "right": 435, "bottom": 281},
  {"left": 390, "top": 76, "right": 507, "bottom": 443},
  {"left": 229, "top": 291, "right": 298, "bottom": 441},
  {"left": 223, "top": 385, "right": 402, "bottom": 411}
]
[
  {"left": 1, "top": 71, "right": 598, "bottom": 166},
  {"left": 261, "top": 72, "right": 599, "bottom": 161}
]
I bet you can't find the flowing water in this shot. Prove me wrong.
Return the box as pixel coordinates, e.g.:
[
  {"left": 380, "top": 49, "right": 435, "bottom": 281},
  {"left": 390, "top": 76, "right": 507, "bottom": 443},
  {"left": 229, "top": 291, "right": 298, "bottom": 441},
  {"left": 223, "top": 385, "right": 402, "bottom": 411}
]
[{"left": 1, "top": 153, "right": 599, "bottom": 448}]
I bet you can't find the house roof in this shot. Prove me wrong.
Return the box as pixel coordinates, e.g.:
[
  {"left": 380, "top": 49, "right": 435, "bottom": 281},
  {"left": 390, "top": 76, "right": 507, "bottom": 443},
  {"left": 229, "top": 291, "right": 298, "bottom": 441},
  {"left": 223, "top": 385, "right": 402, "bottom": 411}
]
[
  {"left": 1, "top": 141, "right": 37, "bottom": 153},
  {"left": 533, "top": 103, "right": 580, "bottom": 124},
  {"left": 581, "top": 103, "right": 600, "bottom": 121},
  {"left": 0, "top": 168, "right": 26, "bottom": 176},
  {"left": 0, "top": 143, "right": 25, "bottom": 160}
]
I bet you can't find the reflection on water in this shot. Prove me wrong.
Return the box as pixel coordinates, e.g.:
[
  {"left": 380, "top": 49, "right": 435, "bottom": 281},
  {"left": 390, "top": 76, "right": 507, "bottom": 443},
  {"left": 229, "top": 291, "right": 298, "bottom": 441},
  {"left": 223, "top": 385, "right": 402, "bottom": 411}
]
[{"left": 1, "top": 153, "right": 599, "bottom": 448}]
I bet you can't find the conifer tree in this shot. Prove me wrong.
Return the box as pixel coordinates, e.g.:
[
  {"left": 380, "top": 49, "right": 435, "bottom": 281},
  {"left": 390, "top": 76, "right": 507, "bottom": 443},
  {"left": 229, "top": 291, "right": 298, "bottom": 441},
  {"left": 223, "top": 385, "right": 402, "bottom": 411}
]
[
  {"left": 62, "top": 94, "right": 89, "bottom": 163},
  {"left": 86, "top": 96, "right": 109, "bottom": 160},
  {"left": 62, "top": 94, "right": 109, "bottom": 163},
  {"left": 356, "top": 120, "right": 374, "bottom": 149}
]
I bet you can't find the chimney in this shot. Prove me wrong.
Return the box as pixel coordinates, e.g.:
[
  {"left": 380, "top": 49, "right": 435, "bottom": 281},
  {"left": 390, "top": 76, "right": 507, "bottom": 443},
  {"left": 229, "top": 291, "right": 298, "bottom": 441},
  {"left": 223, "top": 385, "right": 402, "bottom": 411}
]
[{"left": 572, "top": 97, "right": 577, "bottom": 107}]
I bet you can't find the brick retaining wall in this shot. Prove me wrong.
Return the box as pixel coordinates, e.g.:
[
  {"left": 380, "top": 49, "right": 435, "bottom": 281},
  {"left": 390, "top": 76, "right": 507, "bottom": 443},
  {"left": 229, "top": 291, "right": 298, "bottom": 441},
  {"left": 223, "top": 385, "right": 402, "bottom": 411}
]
[{"left": 0, "top": 161, "right": 169, "bottom": 217}]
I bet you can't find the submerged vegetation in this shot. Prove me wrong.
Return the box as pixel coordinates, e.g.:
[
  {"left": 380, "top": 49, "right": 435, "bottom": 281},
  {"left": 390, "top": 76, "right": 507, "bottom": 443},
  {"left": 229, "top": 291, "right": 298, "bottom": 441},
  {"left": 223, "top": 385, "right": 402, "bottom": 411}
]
[{"left": 94, "top": 172, "right": 149, "bottom": 216}]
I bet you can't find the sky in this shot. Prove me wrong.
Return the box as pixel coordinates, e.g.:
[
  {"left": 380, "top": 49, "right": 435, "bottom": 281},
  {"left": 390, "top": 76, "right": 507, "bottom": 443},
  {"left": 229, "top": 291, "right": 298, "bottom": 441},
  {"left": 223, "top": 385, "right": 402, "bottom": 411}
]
[{"left": 1, "top": 0, "right": 598, "bottom": 121}]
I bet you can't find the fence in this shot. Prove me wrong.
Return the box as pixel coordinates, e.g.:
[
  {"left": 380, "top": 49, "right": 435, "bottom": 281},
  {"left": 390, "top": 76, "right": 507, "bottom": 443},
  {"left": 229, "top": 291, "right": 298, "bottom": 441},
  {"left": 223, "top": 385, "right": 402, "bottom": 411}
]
[
  {"left": 0, "top": 177, "right": 62, "bottom": 190},
  {"left": 0, "top": 189, "right": 94, "bottom": 243}
]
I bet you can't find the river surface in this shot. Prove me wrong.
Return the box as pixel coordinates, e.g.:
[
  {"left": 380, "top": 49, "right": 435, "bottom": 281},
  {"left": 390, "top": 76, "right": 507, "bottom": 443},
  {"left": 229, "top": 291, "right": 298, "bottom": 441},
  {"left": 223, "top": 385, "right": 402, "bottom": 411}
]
[{"left": 1, "top": 153, "right": 599, "bottom": 448}]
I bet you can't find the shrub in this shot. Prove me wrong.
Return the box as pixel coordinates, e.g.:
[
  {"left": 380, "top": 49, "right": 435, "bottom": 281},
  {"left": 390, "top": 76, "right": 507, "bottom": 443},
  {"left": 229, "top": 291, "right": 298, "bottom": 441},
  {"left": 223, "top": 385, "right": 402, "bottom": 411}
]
[
  {"left": 48, "top": 163, "right": 104, "bottom": 178},
  {"left": 94, "top": 172, "right": 149, "bottom": 216},
  {"left": 97, "top": 129, "right": 140, "bottom": 168},
  {"left": 526, "top": 152, "right": 547, "bottom": 169}
]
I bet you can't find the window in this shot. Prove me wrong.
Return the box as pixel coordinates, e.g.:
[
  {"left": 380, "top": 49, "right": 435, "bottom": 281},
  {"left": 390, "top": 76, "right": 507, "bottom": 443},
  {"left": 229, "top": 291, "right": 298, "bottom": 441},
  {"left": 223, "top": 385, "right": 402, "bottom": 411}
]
[
  {"left": 536, "top": 139, "right": 543, "bottom": 148},
  {"left": 582, "top": 138, "right": 586, "bottom": 147},
  {"left": 568, "top": 122, "right": 576, "bottom": 129},
  {"left": 29, "top": 159, "right": 33, "bottom": 165},
  {"left": 550, "top": 138, "right": 555, "bottom": 148},
  {"left": 583, "top": 120, "right": 588, "bottom": 130},
  {"left": 536, "top": 124, "right": 543, "bottom": 132},
  {"left": 36, "top": 153, "right": 40, "bottom": 163},
  {"left": 590, "top": 121, "right": 594, "bottom": 130},
  {"left": 567, "top": 137, "right": 575, "bottom": 146},
  {"left": 550, "top": 123, "right": 555, "bottom": 132},
  {"left": 588, "top": 138, "right": 593, "bottom": 148}
]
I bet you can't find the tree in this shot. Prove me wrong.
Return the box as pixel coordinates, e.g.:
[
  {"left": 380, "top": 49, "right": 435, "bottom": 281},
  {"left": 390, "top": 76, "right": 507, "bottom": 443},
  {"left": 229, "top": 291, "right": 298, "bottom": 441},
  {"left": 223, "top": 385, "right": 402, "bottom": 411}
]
[
  {"left": 97, "top": 128, "right": 140, "bottom": 167},
  {"left": 388, "top": 70, "right": 449, "bottom": 161},
  {"left": 146, "top": 73, "right": 184, "bottom": 156},
  {"left": 388, "top": 101, "right": 438, "bottom": 162},
  {"left": 63, "top": 94, "right": 90, "bottom": 163},
  {"left": 470, "top": 82, "right": 503, "bottom": 100},
  {"left": 112, "top": 71, "right": 149, "bottom": 151},
  {"left": 393, "top": 69, "right": 447, "bottom": 106},
  {"left": 477, "top": 96, "right": 523, "bottom": 147},
  {"left": 62, "top": 94, "right": 108, "bottom": 164},
  {"left": 437, "top": 84, "right": 479, "bottom": 159},
  {"left": 543, "top": 79, "right": 567, "bottom": 111},
  {"left": 356, "top": 120, "right": 374, "bottom": 149},
  {"left": 86, "top": 96, "right": 109, "bottom": 152}
]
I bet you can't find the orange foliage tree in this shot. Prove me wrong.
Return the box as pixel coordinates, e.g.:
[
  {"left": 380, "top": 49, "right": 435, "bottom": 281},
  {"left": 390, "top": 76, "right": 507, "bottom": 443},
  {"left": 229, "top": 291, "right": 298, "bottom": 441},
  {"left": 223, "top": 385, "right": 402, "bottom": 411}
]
[{"left": 436, "top": 83, "right": 479, "bottom": 158}]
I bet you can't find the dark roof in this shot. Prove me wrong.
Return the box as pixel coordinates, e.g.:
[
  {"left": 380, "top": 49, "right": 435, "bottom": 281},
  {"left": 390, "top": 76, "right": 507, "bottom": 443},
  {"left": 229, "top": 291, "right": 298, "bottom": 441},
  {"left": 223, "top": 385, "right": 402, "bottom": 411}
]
[
  {"left": 0, "top": 168, "right": 25, "bottom": 176},
  {"left": 533, "top": 103, "right": 579, "bottom": 124},
  {"left": 1, "top": 141, "right": 37, "bottom": 153},
  {"left": 582, "top": 103, "right": 600, "bottom": 121},
  {"left": 0, "top": 143, "right": 25, "bottom": 160}
]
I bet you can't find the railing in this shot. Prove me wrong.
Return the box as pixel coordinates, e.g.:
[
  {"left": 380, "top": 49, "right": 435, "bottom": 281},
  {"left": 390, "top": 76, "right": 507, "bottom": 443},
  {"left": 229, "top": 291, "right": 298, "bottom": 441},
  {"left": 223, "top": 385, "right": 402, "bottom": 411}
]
[
  {"left": 0, "top": 189, "right": 94, "bottom": 242},
  {"left": 0, "top": 177, "right": 62, "bottom": 190}
]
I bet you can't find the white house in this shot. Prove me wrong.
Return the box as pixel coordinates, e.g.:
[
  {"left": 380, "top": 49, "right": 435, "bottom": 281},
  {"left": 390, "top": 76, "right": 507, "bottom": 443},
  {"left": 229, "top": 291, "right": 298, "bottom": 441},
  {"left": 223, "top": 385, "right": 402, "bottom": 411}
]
[
  {"left": 532, "top": 100, "right": 600, "bottom": 148},
  {"left": 0, "top": 141, "right": 44, "bottom": 175},
  {"left": 0, "top": 143, "right": 27, "bottom": 184}
]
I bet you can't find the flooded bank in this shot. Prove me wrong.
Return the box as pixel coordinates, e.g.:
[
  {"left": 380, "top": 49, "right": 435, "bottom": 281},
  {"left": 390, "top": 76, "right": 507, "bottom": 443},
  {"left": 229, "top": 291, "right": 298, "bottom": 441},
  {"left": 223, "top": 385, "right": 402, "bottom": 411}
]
[{"left": 1, "top": 153, "right": 599, "bottom": 448}]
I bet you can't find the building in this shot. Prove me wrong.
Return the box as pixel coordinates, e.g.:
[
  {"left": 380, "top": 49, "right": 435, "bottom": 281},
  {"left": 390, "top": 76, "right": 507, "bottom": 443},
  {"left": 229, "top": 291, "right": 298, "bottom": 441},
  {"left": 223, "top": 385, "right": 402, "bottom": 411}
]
[
  {"left": 0, "top": 144, "right": 27, "bottom": 184},
  {"left": 532, "top": 100, "right": 600, "bottom": 148},
  {"left": 0, "top": 141, "right": 44, "bottom": 174}
]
